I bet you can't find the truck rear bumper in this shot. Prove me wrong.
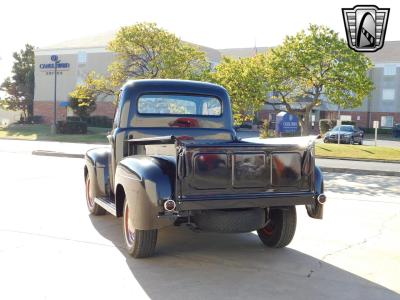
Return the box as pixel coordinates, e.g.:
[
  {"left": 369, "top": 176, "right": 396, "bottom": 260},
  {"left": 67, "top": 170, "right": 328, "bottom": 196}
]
[{"left": 176, "top": 192, "right": 315, "bottom": 211}]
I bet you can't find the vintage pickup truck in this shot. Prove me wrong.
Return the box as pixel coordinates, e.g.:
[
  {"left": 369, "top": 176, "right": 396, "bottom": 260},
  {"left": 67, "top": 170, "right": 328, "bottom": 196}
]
[{"left": 84, "top": 79, "right": 326, "bottom": 258}]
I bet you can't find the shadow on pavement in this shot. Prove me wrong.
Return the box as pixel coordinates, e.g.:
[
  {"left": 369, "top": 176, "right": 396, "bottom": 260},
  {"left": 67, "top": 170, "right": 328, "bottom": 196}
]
[
  {"left": 90, "top": 215, "right": 399, "bottom": 300},
  {"left": 324, "top": 173, "right": 400, "bottom": 199}
]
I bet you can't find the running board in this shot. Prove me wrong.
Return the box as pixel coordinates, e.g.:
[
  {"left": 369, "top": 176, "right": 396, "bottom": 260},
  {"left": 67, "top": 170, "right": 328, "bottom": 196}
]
[{"left": 94, "top": 197, "right": 117, "bottom": 216}]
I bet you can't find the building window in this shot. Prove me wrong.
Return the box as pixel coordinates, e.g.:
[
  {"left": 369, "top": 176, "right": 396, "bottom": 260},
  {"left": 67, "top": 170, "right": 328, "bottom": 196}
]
[
  {"left": 78, "top": 51, "right": 87, "bottom": 65},
  {"left": 381, "top": 116, "right": 394, "bottom": 128},
  {"left": 382, "top": 89, "right": 395, "bottom": 100},
  {"left": 384, "top": 64, "right": 396, "bottom": 76},
  {"left": 340, "top": 115, "right": 352, "bottom": 121}
]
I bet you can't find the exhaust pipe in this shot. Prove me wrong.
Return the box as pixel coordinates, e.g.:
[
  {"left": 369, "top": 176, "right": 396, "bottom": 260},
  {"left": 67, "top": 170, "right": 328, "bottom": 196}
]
[
  {"left": 164, "top": 199, "right": 176, "bottom": 212},
  {"left": 317, "top": 194, "right": 327, "bottom": 204}
]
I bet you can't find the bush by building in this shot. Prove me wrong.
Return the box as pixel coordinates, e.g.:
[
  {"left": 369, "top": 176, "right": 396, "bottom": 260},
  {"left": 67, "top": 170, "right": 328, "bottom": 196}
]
[{"left": 56, "top": 120, "right": 87, "bottom": 134}]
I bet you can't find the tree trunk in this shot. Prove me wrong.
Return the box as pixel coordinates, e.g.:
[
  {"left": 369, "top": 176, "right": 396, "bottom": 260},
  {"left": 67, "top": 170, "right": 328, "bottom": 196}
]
[{"left": 301, "top": 109, "right": 312, "bottom": 136}]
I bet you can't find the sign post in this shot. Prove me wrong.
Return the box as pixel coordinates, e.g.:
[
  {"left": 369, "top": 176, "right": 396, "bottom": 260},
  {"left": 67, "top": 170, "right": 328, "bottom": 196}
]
[
  {"left": 337, "top": 119, "right": 342, "bottom": 144},
  {"left": 373, "top": 121, "right": 379, "bottom": 146},
  {"left": 50, "top": 55, "right": 60, "bottom": 134}
]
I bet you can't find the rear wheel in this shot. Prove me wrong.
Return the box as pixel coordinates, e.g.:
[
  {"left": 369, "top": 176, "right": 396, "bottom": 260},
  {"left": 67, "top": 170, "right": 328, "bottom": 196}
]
[
  {"left": 257, "top": 206, "right": 297, "bottom": 248},
  {"left": 85, "top": 176, "right": 106, "bottom": 215},
  {"left": 123, "top": 199, "right": 158, "bottom": 258}
]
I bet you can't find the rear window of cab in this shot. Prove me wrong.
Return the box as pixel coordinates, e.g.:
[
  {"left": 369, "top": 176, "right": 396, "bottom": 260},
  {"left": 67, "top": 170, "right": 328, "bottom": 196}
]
[{"left": 137, "top": 94, "right": 222, "bottom": 116}]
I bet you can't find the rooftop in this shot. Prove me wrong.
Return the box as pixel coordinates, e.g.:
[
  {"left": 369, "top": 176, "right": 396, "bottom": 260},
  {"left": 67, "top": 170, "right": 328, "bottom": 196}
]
[
  {"left": 38, "top": 31, "right": 222, "bottom": 62},
  {"left": 38, "top": 31, "right": 400, "bottom": 64}
]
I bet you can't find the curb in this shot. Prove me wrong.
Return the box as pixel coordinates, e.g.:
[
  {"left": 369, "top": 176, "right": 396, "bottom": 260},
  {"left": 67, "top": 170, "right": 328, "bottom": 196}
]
[
  {"left": 32, "top": 150, "right": 84, "bottom": 159},
  {"left": 320, "top": 167, "right": 400, "bottom": 177},
  {"left": 316, "top": 156, "right": 400, "bottom": 164},
  {"left": 31, "top": 150, "right": 400, "bottom": 177}
]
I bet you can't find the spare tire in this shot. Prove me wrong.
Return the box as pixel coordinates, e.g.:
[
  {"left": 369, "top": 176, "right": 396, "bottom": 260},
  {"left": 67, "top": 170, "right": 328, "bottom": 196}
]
[{"left": 193, "top": 208, "right": 265, "bottom": 233}]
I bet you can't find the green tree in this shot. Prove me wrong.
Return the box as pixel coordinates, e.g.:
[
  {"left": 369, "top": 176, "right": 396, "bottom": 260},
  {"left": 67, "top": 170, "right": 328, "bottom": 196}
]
[
  {"left": 71, "top": 22, "right": 210, "bottom": 105},
  {"left": 264, "top": 25, "right": 374, "bottom": 135},
  {"left": 0, "top": 44, "right": 35, "bottom": 119},
  {"left": 210, "top": 55, "right": 268, "bottom": 124}
]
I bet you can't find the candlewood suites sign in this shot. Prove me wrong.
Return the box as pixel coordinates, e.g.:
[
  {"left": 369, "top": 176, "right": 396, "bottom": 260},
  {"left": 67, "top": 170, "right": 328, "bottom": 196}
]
[{"left": 39, "top": 56, "right": 70, "bottom": 75}]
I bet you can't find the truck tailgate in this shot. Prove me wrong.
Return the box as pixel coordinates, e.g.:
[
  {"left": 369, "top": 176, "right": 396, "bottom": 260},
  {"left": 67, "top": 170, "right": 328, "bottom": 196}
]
[{"left": 177, "top": 140, "right": 314, "bottom": 204}]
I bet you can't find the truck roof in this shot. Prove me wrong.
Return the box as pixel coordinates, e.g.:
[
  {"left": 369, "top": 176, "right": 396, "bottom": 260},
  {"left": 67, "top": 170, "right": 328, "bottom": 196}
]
[{"left": 122, "top": 79, "right": 227, "bottom": 95}]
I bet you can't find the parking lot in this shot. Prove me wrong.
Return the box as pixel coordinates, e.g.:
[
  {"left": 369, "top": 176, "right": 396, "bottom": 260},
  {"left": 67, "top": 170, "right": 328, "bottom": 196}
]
[{"left": 0, "top": 151, "right": 399, "bottom": 300}]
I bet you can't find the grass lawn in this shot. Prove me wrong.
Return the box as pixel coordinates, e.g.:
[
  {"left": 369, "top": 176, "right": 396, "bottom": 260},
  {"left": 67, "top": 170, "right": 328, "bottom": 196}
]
[
  {"left": 316, "top": 142, "right": 400, "bottom": 161},
  {"left": 0, "top": 124, "right": 108, "bottom": 144}
]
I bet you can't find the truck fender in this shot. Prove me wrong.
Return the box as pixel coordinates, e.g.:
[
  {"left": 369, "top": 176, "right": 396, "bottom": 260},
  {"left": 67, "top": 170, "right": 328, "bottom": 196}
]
[
  {"left": 114, "top": 156, "right": 176, "bottom": 230},
  {"left": 306, "top": 165, "right": 324, "bottom": 219},
  {"left": 84, "top": 147, "right": 111, "bottom": 198}
]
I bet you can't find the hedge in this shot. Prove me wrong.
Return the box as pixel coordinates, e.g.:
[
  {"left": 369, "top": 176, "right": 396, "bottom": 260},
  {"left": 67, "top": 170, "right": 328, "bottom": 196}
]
[
  {"left": 56, "top": 120, "right": 87, "bottom": 134},
  {"left": 361, "top": 127, "right": 393, "bottom": 134},
  {"left": 66, "top": 115, "right": 113, "bottom": 128}
]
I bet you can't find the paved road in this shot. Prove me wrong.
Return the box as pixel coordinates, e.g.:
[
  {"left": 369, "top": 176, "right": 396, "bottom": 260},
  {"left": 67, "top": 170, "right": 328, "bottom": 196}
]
[{"left": 0, "top": 151, "right": 399, "bottom": 299}]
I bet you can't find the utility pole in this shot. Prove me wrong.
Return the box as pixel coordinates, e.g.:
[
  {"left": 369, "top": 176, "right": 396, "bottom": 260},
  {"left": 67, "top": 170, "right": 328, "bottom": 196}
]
[{"left": 50, "top": 55, "right": 60, "bottom": 134}]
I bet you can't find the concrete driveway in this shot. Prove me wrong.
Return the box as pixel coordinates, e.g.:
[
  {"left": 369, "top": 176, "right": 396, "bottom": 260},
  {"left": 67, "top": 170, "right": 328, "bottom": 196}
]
[{"left": 0, "top": 152, "right": 399, "bottom": 300}]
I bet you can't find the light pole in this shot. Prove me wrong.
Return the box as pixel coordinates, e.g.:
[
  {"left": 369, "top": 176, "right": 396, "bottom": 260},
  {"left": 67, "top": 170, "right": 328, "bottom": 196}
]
[{"left": 50, "top": 55, "right": 60, "bottom": 134}]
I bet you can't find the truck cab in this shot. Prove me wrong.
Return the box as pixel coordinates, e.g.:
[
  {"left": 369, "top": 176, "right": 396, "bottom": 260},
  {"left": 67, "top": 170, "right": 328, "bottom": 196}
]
[{"left": 84, "top": 79, "right": 325, "bottom": 258}]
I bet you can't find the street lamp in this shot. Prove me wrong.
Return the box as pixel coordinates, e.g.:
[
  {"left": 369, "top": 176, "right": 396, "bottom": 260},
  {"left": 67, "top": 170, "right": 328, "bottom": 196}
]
[{"left": 50, "top": 55, "right": 60, "bottom": 134}]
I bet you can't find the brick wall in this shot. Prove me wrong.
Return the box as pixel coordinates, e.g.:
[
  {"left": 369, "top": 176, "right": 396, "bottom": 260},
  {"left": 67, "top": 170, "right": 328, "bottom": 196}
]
[
  {"left": 34, "top": 101, "right": 116, "bottom": 124},
  {"left": 369, "top": 112, "right": 400, "bottom": 127},
  {"left": 259, "top": 109, "right": 400, "bottom": 129}
]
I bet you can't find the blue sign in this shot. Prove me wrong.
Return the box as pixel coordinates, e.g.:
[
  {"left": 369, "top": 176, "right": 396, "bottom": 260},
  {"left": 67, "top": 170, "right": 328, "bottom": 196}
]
[
  {"left": 51, "top": 55, "right": 59, "bottom": 62},
  {"left": 276, "top": 112, "right": 299, "bottom": 133}
]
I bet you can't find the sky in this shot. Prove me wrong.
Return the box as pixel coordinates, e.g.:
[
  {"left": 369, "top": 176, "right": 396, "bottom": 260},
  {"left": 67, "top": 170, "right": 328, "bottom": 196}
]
[{"left": 0, "top": 0, "right": 399, "bottom": 85}]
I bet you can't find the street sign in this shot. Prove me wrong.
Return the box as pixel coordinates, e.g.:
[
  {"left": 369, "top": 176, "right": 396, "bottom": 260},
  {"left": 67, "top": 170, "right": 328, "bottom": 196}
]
[{"left": 373, "top": 121, "right": 379, "bottom": 128}]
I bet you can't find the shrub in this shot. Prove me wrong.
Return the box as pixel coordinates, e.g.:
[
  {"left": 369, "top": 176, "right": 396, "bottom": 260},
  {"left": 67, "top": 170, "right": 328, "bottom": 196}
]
[
  {"left": 66, "top": 116, "right": 82, "bottom": 122},
  {"left": 56, "top": 120, "right": 87, "bottom": 134},
  {"left": 319, "top": 119, "right": 335, "bottom": 134},
  {"left": 87, "top": 115, "right": 113, "bottom": 128},
  {"left": 16, "top": 115, "right": 43, "bottom": 124},
  {"left": 341, "top": 120, "right": 356, "bottom": 126},
  {"left": 259, "top": 120, "right": 269, "bottom": 138},
  {"left": 361, "top": 127, "right": 393, "bottom": 135}
]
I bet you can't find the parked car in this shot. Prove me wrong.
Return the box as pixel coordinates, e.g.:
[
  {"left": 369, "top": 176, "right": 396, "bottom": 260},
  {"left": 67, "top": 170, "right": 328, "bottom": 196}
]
[
  {"left": 324, "top": 125, "right": 364, "bottom": 144},
  {"left": 84, "top": 79, "right": 325, "bottom": 258}
]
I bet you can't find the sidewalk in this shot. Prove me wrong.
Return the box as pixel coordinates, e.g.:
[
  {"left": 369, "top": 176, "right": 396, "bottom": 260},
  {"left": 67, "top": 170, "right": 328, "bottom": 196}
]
[
  {"left": 316, "top": 158, "right": 400, "bottom": 176},
  {"left": 0, "top": 139, "right": 399, "bottom": 176}
]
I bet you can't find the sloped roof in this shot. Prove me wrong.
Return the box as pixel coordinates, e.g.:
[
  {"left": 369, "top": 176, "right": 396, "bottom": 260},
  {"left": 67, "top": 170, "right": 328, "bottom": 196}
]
[
  {"left": 220, "top": 42, "right": 400, "bottom": 63},
  {"left": 38, "top": 29, "right": 400, "bottom": 64},
  {"left": 364, "top": 41, "right": 400, "bottom": 63},
  {"left": 218, "top": 47, "right": 270, "bottom": 58},
  {"left": 40, "top": 30, "right": 118, "bottom": 50},
  {"left": 39, "top": 30, "right": 221, "bottom": 62}
]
